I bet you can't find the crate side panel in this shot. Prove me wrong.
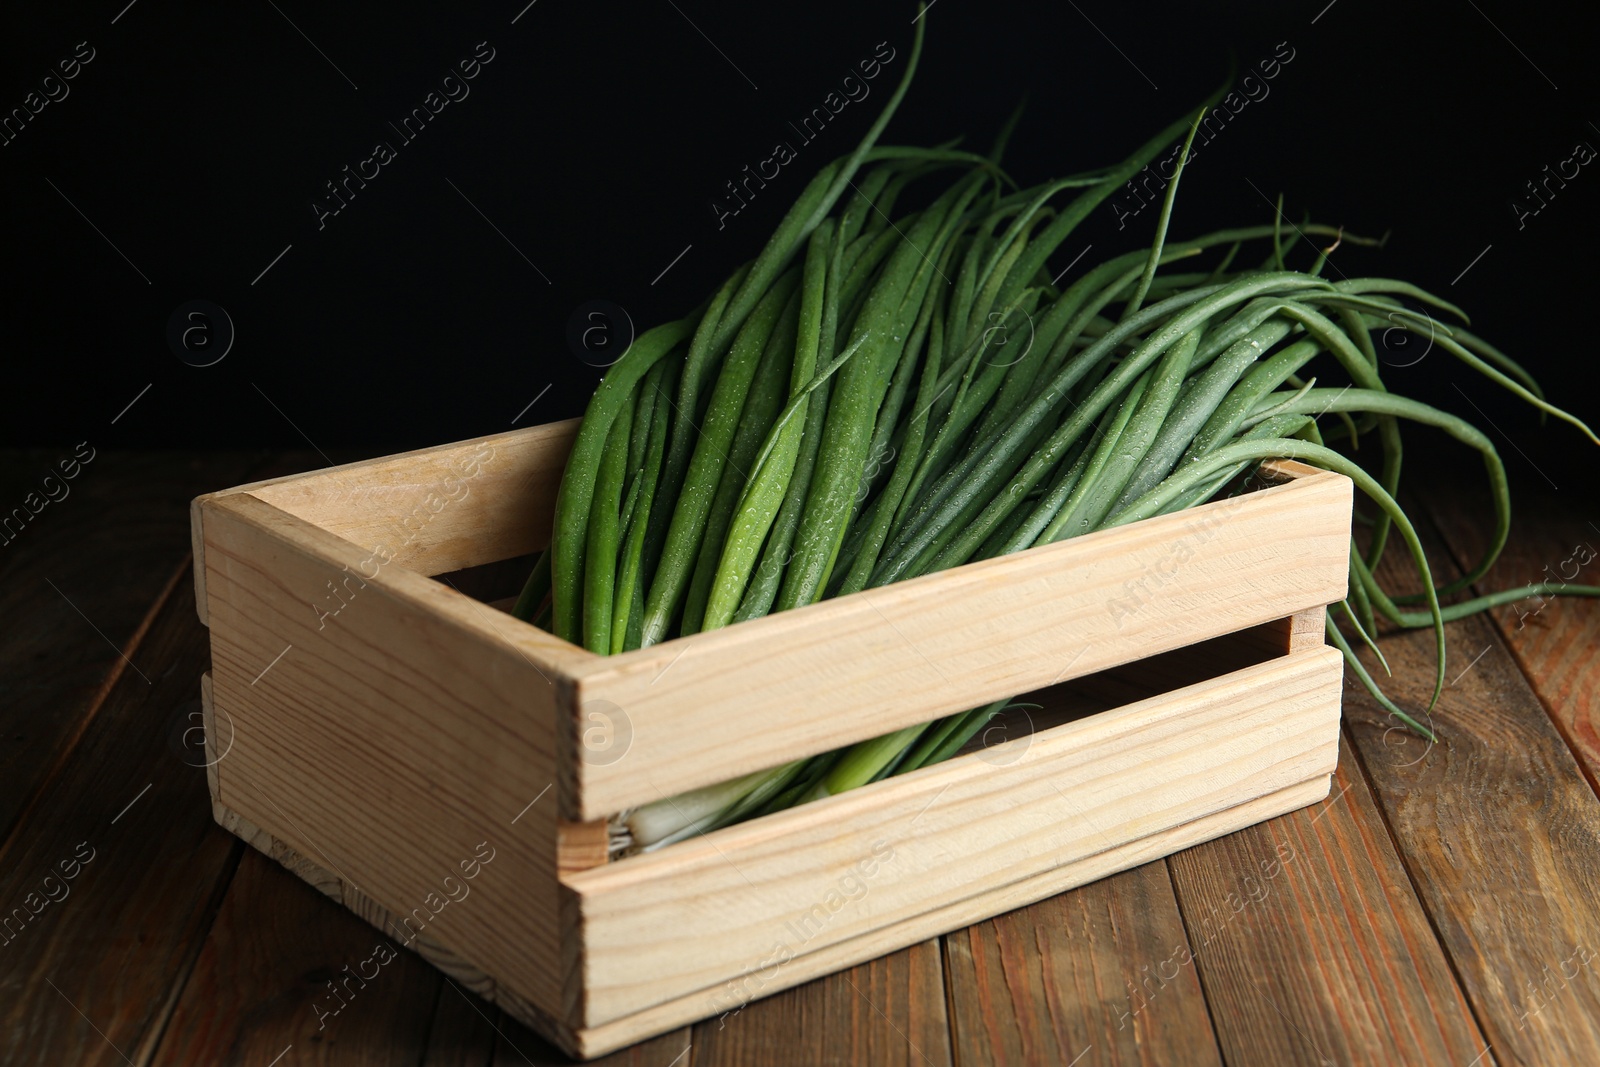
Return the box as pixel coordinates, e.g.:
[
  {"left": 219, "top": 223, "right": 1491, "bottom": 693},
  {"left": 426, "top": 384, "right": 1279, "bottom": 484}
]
[
  {"left": 199, "top": 494, "right": 569, "bottom": 1020},
  {"left": 573, "top": 471, "right": 1352, "bottom": 817},
  {"left": 214, "top": 802, "right": 581, "bottom": 1054},
  {"left": 570, "top": 648, "right": 1344, "bottom": 1024},
  {"left": 239, "top": 419, "right": 578, "bottom": 576},
  {"left": 567, "top": 774, "right": 1329, "bottom": 1058}
]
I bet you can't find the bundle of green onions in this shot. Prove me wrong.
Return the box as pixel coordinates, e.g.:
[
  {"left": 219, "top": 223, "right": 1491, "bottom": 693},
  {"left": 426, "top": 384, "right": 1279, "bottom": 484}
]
[{"left": 512, "top": 17, "right": 1598, "bottom": 854}]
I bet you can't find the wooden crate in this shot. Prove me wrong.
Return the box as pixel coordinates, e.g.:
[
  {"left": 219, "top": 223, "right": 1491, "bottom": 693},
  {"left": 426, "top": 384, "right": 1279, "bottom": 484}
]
[{"left": 189, "top": 417, "right": 1351, "bottom": 1058}]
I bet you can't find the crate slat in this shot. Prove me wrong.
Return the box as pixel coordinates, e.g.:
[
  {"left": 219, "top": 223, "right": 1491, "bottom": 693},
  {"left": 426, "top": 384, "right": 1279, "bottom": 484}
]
[
  {"left": 570, "top": 463, "right": 1350, "bottom": 817},
  {"left": 190, "top": 424, "right": 1353, "bottom": 1059},
  {"left": 568, "top": 647, "right": 1342, "bottom": 1028},
  {"left": 192, "top": 420, "right": 579, "bottom": 624}
]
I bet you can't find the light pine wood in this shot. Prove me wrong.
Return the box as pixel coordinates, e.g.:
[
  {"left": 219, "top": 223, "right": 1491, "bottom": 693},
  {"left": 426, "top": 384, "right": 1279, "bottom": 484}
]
[
  {"left": 193, "top": 490, "right": 580, "bottom": 1044},
  {"left": 199, "top": 671, "right": 220, "bottom": 813},
  {"left": 191, "top": 419, "right": 579, "bottom": 624},
  {"left": 208, "top": 801, "right": 568, "bottom": 1047},
  {"left": 558, "top": 819, "right": 612, "bottom": 875},
  {"left": 189, "top": 424, "right": 1353, "bottom": 1059},
  {"left": 209, "top": 768, "right": 1331, "bottom": 1058},
  {"left": 28, "top": 447, "right": 1600, "bottom": 1065},
  {"left": 566, "top": 648, "right": 1342, "bottom": 1028},
  {"left": 198, "top": 605, "right": 1342, "bottom": 1055},
  {"left": 570, "top": 464, "right": 1351, "bottom": 818},
  {"left": 197, "top": 633, "right": 1343, "bottom": 1057},
  {"left": 1231, "top": 604, "right": 1329, "bottom": 658},
  {"left": 572, "top": 777, "right": 1332, "bottom": 1057}
]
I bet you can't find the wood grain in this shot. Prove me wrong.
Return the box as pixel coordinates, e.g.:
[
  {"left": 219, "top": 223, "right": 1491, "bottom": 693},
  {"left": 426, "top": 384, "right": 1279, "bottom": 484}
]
[
  {"left": 12, "top": 446, "right": 1600, "bottom": 1064},
  {"left": 1424, "top": 485, "right": 1600, "bottom": 788},
  {"left": 196, "top": 491, "right": 578, "bottom": 1036},
  {"left": 205, "top": 758, "right": 1329, "bottom": 1058},
  {"left": 209, "top": 800, "right": 578, "bottom": 1051},
  {"left": 1339, "top": 490, "right": 1600, "bottom": 1065},
  {"left": 0, "top": 578, "right": 241, "bottom": 1066},
  {"left": 558, "top": 820, "right": 611, "bottom": 874},
  {"left": 945, "top": 859, "right": 1222, "bottom": 1067},
  {"left": 568, "top": 649, "right": 1342, "bottom": 1028},
  {"left": 692, "top": 940, "right": 953, "bottom": 1067},
  {"left": 1167, "top": 733, "right": 1489, "bottom": 1065},
  {"left": 197, "top": 419, "right": 578, "bottom": 603},
  {"left": 150, "top": 848, "right": 442, "bottom": 1066},
  {"left": 191, "top": 427, "right": 1352, "bottom": 1055},
  {"left": 570, "top": 466, "right": 1352, "bottom": 817},
  {"left": 565, "top": 780, "right": 1331, "bottom": 1055},
  {"left": 0, "top": 450, "right": 267, "bottom": 843}
]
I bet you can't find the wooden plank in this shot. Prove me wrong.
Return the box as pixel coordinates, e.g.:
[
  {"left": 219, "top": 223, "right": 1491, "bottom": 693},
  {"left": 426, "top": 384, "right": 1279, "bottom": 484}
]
[
  {"left": 211, "top": 800, "right": 580, "bottom": 1050},
  {"left": 197, "top": 492, "right": 579, "bottom": 1033},
  {"left": 571, "top": 468, "right": 1352, "bottom": 817},
  {"left": 573, "top": 778, "right": 1329, "bottom": 1057},
  {"left": 417, "top": 982, "right": 497, "bottom": 1067},
  {"left": 174, "top": 714, "right": 1326, "bottom": 1060},
  {"left": 486, "top": 1015, "right": 690, "bottom": 1066},
  {"left": 692, "top": 941, "right": 952, "bottom": 1067},
  {"left": 558, "top": 820, "right": 611, "bottom": 874},
  {"left": 1166, "top": 733, "right": 1489, "bottom": 1065},
  {"left": 567, "top": 648, "right": 1342, "bottom": 1027},
  {"left": 185, "top": 432, "right": 1352, "bottom": 1055},
  {"left": 0, "top": 450, "right": 268, "bottom": 842},
  {"left": 194, "top": 430, "right": 1348, "bottom": 825},
  {"left": 945, "top": 859, "right": 1223, "bottom": 1067},
  {"left": 195, "top": 664, "right": 1331, "bottom": 1060},
  {"left": 150, "top": 849, "right": 442, "bottom": 1065},
  {"left": 936, "top": 605, "right": 1320, "bottom": 1066},
  {"left": 196, "top": 419, "right": 578, "bottom": 601},
  {"left": 1340, "top": 490, "right": 1600, "bottom": 1064},
  {"left": 0, "top": 579, "right": 243, "bottom": 1066},
  {"left": 1424, "top": 484, "right": 1600, "bottom": 784}
]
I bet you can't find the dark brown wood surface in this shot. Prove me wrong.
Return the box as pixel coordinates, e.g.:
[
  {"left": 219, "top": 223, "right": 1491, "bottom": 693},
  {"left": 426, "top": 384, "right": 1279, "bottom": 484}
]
[
  {"left": 1339, "top": 491, "right": 1600, "bottom": 1067},
  {"left": 945, "top": 859, "right": 1220, "bottom": 1067},
  {"left": 4, "top": 450, "right": 1600, "bottom": 1067},
  {"left": 1167, "top": 734, "right": 1487, "bottom": 1066},
  {"left": 0, "top": 451, "right": 269, "bottom": 844}
]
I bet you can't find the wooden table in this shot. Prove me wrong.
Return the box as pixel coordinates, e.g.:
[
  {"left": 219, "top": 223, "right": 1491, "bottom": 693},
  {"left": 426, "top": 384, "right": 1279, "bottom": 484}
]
[{"left": 3, "top": 449, "right": 1598, "bottom": 1066}]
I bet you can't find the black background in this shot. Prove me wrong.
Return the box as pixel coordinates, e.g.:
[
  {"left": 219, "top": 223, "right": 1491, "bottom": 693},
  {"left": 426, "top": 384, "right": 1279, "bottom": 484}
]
[{"left": 3, "top": 0, "right": 1596, "bottom": 490}]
